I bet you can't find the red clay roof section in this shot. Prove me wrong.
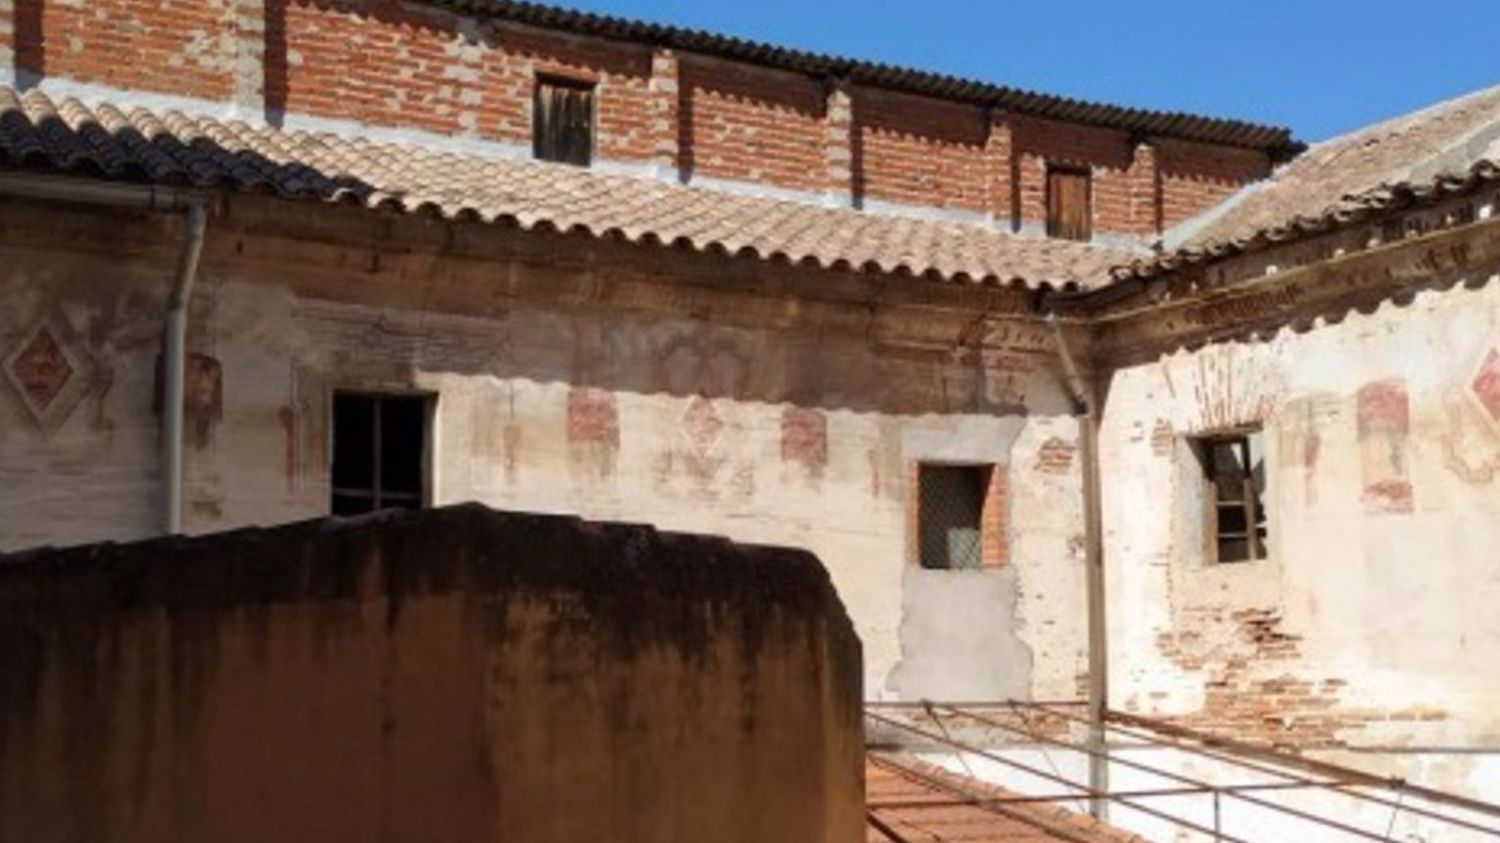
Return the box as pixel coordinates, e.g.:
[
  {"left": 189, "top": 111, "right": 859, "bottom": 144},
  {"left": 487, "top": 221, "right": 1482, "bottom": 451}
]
[
  {"left": 0, "top": 86, "right": 1135, "bottom": 290},
  {"left": 431, "top": 0, "right": 1300, "bottom": 159},
  {"left": 867, "top": 754, "right": 1152, "bottom": 843},
  {"left": 1106, "top": 83, "right": 1500, "bottom": 283},
  {"left": 1181, "top": 83, "right": 1500, "bottom": 248}
]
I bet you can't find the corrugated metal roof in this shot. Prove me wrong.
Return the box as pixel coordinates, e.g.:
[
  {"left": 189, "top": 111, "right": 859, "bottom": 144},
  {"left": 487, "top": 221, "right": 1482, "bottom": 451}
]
[{"left": 429, "top": 0, "right": 1302, "bottom": 159}]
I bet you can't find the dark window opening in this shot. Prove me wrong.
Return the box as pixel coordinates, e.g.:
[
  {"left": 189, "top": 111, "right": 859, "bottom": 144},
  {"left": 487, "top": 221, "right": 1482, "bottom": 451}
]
[
  {"left": 1046, "top": 167, "right": 1092, "bottom": 241},
  {"left": 917, "top": 464, "right": 990, "bottom": 570},
  {"left": 331, "top": 392, "right": 430, "bottom": 516},
  {"left": 1195, "top": 431, "right": 1267, "bottom": 564},
  {"left": 533, "top": 77, "right": 595, "bottom": 166}
]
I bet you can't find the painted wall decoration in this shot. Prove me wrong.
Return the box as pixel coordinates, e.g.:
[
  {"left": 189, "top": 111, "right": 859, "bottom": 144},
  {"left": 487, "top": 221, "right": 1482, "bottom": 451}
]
[
  {"left": 2, "top": 309, "right": 99, "bottom": 435},
  {"left": 1356, "top": 379, "right": 1414, "bottom": 514},
  {"left": 1440, "top": 343, "right": 1500, "bottom": 484},
  {"left": 780, "top": 406, "right": 828, "bottom": 475},
  {"left": 567, "top": 387, "right": 620, "bottom": 480},
  {"left": 1469, "top": 346, "right": 1500, "bottom": 431}
]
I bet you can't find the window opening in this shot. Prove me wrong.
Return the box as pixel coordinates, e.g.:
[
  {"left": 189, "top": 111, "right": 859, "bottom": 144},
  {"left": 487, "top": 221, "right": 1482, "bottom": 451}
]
[{"left": 331, "top": 392, "right": 429, "bottom": 516}]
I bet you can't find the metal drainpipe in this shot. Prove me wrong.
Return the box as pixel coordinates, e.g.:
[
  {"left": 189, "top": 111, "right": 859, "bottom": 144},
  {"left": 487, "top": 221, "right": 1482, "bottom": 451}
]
[
  {"left": 163, "top": 204, "right": 208, "bottom": 534},
  {"left": 1047, "top": 312, "right": 1110, "bottom": 821},
  {"left": 0, "top": 174, "right": 207, "bottom": 535}
]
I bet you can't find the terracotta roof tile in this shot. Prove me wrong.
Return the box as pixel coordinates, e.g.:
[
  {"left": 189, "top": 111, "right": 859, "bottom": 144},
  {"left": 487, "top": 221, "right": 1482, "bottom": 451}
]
[
  {"left": 0, "top": 86, "right": 1136, "bottom": 290},
  {"left": 1116, "top": 83, "right": 1500, "bottom": 280},
  {"left": 866, "top": 754, "right": 1152, "bottom": 843}
]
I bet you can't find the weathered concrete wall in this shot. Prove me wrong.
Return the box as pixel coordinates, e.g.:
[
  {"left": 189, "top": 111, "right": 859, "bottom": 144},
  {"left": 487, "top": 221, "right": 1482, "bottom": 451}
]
[
  {"left": 0, "top": 194, "right": 1090, "bottom": 701},
  {"left": 1100, "top": 258, "right": 1500, "bottom": 796},
  {"left": 0, "top": 504, "right": 865, "bottom": 843}
]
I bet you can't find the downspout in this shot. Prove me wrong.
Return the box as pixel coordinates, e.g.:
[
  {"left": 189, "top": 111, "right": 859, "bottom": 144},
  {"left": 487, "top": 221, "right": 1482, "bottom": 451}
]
[
  {"left": 0, "top": 174, "right": 207, "bottom": 535},
  {"left": 163, "top": 204, "right": 209, "bottom": 534},
  {"left": 1046, "top": 312, "right": 1109, "bottom": 821}
]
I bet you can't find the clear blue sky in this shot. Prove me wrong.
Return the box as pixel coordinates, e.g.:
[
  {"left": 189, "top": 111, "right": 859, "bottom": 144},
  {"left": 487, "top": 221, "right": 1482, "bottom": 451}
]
[{"left": 568, "top": 0, "right": 1497, "bottom": 143}]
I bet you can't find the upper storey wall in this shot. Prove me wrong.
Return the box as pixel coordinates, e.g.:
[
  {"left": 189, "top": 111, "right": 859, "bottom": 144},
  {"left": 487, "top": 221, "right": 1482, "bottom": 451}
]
[{"left": 2, "top": 0, "right": 1273, "bottom": 239}]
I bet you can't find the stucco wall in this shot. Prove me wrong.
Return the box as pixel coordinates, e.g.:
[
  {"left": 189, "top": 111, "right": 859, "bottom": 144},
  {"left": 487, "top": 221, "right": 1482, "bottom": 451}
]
[
  {"left": 0, "top": 194, "right": 1089, "bottom": 701},
  {"left": 0, "top": 504, "right": 865, "bottom": 843},
  {"left": 1100, "top": 269, "right": 1500, "bottom": 796}
]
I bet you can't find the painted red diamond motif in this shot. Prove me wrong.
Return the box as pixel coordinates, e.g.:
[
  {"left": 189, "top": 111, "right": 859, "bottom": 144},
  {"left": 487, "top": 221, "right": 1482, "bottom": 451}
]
[
  {"left": 1473, "top": 348, "right": 1500, "bottom": 424},
  {"left": 9, "top": 328, "right": 74, "bottom": 412},
  {"left": 679, "top": 395, "right": 724, "bottom": 457}
]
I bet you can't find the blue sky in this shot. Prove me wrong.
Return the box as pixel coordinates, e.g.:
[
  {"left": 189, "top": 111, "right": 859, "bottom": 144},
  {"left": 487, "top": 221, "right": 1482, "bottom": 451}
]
[{"left": 567, "top": 0, "right": 1498, "bottom": 143}]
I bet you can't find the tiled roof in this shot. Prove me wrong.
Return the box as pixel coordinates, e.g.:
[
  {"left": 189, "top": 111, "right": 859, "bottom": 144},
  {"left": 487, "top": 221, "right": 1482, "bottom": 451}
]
[
  {"left": 0, "top": 86, "right": 1134, "bottom": 290},
  {"left": 431, "top": 1, "right": 1300, "bottom": 158},
  {"left": 866, "top": 754, "right": 1149, "bottom": 843},
  {"left": 1118, "top": 83, "right": 1500, "bottom": 280}
]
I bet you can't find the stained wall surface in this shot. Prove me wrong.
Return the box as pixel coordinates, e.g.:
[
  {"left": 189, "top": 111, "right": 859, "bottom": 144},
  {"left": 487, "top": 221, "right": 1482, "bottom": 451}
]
[
  {"left": 1100, "top": 264, "right": 1500, "bottom": 797},
  {"left": 0, "top": 504, "right": 865, "bottom": 843},
  {"left": 0, "top": 195, "right": 1090, "bottom": 701}
]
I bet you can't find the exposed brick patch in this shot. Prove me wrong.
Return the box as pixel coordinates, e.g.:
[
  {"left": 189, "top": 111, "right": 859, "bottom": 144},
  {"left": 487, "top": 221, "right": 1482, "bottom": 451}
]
[
  {"left": 980, "top": 467, "right": 1008, "bottom": 569},
  {"left": 1034, "top": 437, "right": 1077, "bottom": 474},
  {"left": 1357, "top": 379, "right": 1414, "bottom": 514},
  {"left": 1152, "top": 608, "right": 1429, "bottom": 752},
  {"left": 780, "top": 406, "right": 827, "bottom": 472}
]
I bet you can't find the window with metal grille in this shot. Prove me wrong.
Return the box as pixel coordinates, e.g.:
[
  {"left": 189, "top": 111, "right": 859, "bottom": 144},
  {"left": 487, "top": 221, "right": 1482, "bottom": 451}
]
[
  {"left": 533, "top": 77, "right": 595, "bottom": 167},
  {"left": 1046, "top": 167, "right": 1092, "bottom": 241},
  {"left": 330, "top": 392, "right": 430, "bottom": 516},
  {"left": 917, "top": 464, "right": 990, "bottom": 570},
  {"left": 1195, "top": 430, "right": 1268, "bottom": 564}
]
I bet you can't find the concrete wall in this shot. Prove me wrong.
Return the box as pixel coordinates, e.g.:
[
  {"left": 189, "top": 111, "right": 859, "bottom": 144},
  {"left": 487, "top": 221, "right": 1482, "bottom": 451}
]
[
  {"left": 0, "top": 194, "right": 1090, "bottom": 701},
  {"left": 1099, "top": 258, "right": 1500, "bottom": 797},
  {"left": 0, "top": 504, "right": 865, "bottom": 843}
]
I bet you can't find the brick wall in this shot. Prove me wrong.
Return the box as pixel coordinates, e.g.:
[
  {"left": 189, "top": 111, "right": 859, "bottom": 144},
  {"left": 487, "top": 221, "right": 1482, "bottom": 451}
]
[
  {"left": 14, "top": 0, "right": 237, "bottom": 101},
  {"left": 679, "top": 57, "right": 825, "bottom": 191},
  {"left": 1157, "top": 138, "right": 1271, "bottom": 228},
  {"left": 854, "top": 88, "right": 989, "bottom": 212},
  {"left": 6, "top": 0, "right": 1272, "bottom": 232}
]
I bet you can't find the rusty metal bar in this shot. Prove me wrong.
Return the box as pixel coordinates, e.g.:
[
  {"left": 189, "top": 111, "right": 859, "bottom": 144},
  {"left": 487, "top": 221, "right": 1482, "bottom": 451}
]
[
  {"left": 865, "top": 811, "right": 915, "bottom": 843},
  {"left": 868, "top": 754, "right": 1196, "bottom": 843},
  {"left": 1106, "top": 709, "right": 1500, "bottom": 825},
  {"left": 869, "top": 779, "right": 1348, "bottom": 810},
  {"left": 935, "top": 702, "right": 1338, "bottom": 796},
  {"left": 933, "top": 704, "right": 1444, "bottom": 843},
  {"left": 1017, "top": 700, "right": 1500, "bottom": 835},
  {"left": 865, "top": 710, "right": 1257, "bottom": 843}
]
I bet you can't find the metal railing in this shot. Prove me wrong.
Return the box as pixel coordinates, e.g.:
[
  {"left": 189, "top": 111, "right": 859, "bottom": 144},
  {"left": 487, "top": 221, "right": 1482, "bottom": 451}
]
[{"left": 865, "top": 700, "right": 1500, "bottom": 843}]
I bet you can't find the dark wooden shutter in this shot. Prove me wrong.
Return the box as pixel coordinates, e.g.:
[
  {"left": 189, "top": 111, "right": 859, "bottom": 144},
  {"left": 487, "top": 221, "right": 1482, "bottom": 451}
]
[
  {"left": 534, "top": 79, "right": 594, "bottom": 166},
  {"left": 1046, "top": 168, "right": 1092, "bottom": 241}
]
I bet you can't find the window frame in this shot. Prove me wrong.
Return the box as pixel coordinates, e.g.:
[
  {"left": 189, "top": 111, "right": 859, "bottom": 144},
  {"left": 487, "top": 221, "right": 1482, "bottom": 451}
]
[
  {"left": 914, "top": 461, "right": 992, "bottom": 571},
  {"left": 329, "top": 389, "right": 435, "bottom": 516},
  {"left": 1192, "top": 428, "right": 1268, "bottom": 565},
  {"left": 1045, "top": 165, "right": 1093, "bottom": 242},
  {"left": 532, "top": 75, "right": 597, "bottom": 167}
]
